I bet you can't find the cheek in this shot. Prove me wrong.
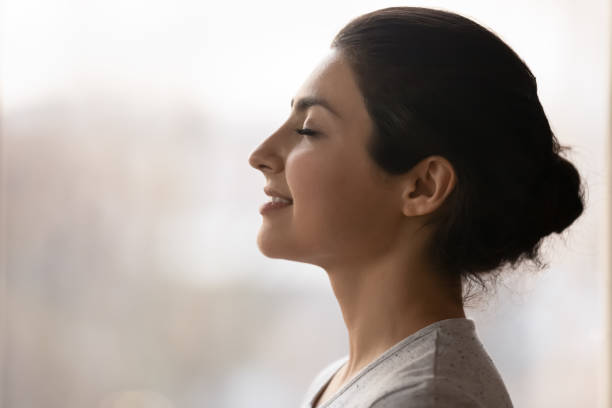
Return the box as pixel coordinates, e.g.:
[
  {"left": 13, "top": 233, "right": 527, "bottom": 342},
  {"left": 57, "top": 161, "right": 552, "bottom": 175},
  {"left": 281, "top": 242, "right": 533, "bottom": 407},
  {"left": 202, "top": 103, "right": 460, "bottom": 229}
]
[
  {"left": 286, "top": 148, "right": 380, "bottom": 233},
  {"left": 286, "top": 148, "right": 347, "bottom": 208}
]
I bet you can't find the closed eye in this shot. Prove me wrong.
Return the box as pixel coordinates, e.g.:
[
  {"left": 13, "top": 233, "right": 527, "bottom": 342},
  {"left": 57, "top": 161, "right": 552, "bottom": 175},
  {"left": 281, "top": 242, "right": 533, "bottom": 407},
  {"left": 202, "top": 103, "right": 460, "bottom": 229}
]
[{"left": 295, "top": 128, "right": 318, "bottom": 137}]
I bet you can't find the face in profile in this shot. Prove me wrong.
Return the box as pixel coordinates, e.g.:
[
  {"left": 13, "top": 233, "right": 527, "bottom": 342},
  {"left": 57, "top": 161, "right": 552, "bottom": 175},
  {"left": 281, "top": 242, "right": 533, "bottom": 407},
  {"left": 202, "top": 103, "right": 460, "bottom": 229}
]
[{"left": 248, "top": 49, "right": 407, "bottom": 270}]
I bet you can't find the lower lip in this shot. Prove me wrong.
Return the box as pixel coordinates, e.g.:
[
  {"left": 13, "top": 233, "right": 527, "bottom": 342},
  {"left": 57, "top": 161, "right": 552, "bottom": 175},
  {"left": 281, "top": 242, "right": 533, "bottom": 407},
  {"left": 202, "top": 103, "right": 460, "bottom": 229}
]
[{"left": 259, "top": 200, "right": 293, "bottom": 215}]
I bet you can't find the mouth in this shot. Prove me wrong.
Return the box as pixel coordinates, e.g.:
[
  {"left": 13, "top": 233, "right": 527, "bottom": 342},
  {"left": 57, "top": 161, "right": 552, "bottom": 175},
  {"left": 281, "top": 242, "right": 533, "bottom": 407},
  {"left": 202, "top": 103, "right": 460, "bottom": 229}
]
[
  {"left": 260, "top": 197, "right": 293, "bottom": 214},
  {"left": 263, "top": 187, "right": 292, "bottom": 203},
  {"left": 270, "top": 197, "right": 293, "bottom": 204}
]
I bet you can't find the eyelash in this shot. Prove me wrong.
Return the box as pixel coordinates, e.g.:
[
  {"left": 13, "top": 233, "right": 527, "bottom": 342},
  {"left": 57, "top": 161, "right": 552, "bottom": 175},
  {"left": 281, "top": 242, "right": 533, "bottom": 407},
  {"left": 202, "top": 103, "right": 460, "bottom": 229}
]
[{"left": 295, "top": 128, "right": 318, "bottom": 137}]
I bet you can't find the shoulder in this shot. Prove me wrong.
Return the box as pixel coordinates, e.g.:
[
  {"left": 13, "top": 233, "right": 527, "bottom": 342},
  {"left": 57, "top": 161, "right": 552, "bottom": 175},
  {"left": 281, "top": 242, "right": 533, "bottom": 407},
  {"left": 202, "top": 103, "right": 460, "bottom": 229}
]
[
  {"left": 368, "top": 319, "right": 513, "bottom": 407},
  {"left": 369, "top": 378, "right": 485, "bottom": 408}
]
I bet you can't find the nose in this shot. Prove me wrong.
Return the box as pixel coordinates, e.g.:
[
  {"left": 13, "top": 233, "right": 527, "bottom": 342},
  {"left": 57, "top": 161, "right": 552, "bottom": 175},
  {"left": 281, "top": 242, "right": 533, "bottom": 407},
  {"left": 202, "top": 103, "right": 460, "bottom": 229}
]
[
  {"left": 248, "top": 118, "right": 293, "bottom": 173},
  {"left": 248, "top": 132, "right": 284, "bottom": 174}
]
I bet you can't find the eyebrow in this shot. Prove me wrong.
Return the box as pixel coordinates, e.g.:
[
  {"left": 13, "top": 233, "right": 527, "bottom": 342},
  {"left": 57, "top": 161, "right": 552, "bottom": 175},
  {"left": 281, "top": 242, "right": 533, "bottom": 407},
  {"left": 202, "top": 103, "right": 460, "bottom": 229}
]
[{"left": 290, "top": 96, "right": 341, "bottom": 119}]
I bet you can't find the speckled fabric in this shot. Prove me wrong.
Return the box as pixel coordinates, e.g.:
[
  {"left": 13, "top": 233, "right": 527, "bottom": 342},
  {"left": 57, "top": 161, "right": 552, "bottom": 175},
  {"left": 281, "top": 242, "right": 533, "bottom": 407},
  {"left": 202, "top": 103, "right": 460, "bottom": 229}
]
[{"left": 299, "top": 318, "right": 513, "bottom": 408}]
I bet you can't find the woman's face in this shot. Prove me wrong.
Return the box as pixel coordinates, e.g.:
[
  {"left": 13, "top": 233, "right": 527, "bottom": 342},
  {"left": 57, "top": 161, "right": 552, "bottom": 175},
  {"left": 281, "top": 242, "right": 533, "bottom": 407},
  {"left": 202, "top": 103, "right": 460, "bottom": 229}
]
[{"left": 248, "top": 49, "right": 406, "bottom": 269}]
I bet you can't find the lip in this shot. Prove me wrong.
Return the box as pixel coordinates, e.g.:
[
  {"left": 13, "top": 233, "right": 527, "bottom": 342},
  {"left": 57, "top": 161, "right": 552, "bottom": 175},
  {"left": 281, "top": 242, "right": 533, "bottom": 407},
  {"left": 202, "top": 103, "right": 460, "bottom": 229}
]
[
  {"left": 259, "top": 200, "right": 293, "bottom": 215},
  {"left": 264, "top": 186, "right": 293, "bottom": 202}
]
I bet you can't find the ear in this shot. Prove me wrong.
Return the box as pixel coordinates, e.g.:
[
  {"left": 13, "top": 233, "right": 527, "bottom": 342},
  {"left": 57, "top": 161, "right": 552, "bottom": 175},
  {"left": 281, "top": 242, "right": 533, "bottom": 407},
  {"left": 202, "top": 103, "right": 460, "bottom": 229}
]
[{"left": 401, "top": 156, "right": 457, "bottom": 217}]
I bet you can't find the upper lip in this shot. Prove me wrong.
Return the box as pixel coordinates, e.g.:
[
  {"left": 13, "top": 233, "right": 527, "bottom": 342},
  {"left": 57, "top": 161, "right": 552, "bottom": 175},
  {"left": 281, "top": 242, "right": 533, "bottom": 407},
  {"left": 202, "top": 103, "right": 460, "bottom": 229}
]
[{"left": 264, "top": 187, "right": 293, "bottom": 202}]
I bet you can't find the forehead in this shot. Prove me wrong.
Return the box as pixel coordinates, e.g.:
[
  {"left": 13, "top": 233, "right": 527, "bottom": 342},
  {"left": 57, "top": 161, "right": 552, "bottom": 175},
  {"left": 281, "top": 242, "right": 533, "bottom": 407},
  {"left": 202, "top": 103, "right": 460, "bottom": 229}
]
[{"left": 292, "top": 50, "right": 366, "bottom": 120}]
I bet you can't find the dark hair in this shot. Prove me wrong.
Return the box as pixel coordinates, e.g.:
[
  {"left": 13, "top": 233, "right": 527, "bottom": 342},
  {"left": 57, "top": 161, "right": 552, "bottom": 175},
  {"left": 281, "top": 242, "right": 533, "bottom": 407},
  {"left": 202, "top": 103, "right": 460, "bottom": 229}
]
[{"left": 331, "top": 7, "right": 586, "bottom": 301}]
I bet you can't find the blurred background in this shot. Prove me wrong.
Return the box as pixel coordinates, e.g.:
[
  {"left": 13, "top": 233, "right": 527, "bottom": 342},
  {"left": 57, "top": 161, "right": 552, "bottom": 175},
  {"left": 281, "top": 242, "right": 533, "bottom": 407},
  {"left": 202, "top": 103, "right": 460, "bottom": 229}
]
[{"left": 0, "top": 0, "right": 609, "bottom": 407}]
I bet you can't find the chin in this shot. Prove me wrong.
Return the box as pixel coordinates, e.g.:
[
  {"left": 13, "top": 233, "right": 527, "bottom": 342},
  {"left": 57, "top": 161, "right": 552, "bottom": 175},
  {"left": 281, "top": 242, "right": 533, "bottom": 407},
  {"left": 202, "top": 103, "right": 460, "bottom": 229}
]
[{"left": 257, "top": 233, "right": 288, "bottom": 259}]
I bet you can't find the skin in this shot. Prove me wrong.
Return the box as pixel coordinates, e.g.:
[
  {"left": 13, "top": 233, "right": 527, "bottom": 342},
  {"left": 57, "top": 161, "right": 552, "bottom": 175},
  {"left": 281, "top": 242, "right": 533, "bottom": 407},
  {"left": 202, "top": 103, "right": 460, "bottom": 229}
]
[{"left": 248, "top": 49, "right": 465, "bottom": 406}]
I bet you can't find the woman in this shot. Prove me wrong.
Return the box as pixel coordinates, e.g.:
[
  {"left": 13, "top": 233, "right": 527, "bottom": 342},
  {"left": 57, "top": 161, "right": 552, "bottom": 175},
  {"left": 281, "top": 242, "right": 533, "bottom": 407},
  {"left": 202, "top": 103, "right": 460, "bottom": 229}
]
[{"left": 248, "top": 6, "right": 585, "bottom": 408}]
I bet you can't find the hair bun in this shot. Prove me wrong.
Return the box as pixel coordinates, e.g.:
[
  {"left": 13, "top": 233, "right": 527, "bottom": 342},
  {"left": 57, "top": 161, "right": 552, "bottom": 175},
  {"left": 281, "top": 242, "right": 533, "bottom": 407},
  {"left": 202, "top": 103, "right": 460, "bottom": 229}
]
[{"left": 542, "top": 154, "right": 585, "bottom": 235}]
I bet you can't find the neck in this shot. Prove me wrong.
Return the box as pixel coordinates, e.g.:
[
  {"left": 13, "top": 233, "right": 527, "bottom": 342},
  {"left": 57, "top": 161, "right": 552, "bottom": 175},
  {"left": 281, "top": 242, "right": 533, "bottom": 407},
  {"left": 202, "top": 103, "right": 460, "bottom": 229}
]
[{"left": 324, "top": 248, "right": 465, "bottom": 384}]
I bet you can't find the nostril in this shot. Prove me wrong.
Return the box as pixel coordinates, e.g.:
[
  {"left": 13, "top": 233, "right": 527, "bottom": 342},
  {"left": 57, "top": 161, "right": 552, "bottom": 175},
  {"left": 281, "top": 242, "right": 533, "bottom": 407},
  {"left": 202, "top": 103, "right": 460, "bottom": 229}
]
[{"left": 259, "top": 164, "right": 272, "bottom": 171}]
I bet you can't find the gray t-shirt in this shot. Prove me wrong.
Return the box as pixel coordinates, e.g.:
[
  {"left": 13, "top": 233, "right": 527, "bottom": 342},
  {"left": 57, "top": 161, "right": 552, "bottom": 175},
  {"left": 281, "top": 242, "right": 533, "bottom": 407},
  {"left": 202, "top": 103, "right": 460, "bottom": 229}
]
[{"left": 299, "top": 318, "right": 513, "bottom": 408}]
